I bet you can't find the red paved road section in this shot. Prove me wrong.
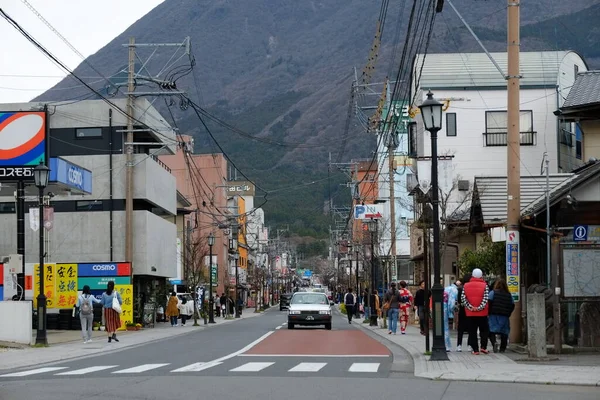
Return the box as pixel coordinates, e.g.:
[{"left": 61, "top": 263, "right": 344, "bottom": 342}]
[{"left": 244, "top": 330, "right": 391, "bottom": 356}]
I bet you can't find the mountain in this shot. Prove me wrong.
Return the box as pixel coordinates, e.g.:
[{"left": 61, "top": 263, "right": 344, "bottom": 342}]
[{"left": 33, "top": 0, "right": 600, "bottom": 237}]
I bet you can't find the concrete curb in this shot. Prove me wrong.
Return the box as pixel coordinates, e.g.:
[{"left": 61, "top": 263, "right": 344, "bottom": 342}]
[{"left": 0, "top": 308, "right": 266, "bottom": 373}]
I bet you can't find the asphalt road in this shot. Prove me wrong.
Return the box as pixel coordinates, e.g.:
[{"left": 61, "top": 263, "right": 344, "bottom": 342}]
[{"left": 0, "top": 308, "right": 598, "bottom": 400}]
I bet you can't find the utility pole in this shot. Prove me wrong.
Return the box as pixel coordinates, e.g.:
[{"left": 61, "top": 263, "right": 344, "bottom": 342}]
[
  {"left": 506, "top": 0, "right": 522, "bottom": 343},
  {"left": 125, "top": 37, "right": 135, "bottom": 270},
  {"left": 388, "top": 129, "right": 397, "bottom": 285}
]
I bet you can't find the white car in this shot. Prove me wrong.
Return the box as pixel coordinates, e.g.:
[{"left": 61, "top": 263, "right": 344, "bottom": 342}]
[{"left": 287, "top": 292, "right": 333, "bottom": 330}]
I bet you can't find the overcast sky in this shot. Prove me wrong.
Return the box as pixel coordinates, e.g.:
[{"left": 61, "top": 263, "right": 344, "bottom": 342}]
[{"left": 0, "top": 0, "right": 165, "bottom": 104}]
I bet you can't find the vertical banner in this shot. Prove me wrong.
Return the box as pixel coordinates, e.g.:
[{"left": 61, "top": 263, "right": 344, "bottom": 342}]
[
  {"left": 33, "top": 263, "right": 56, "bottom": 308},
  {"left": 115, "top": 284, "right": 133, "bottom": 330},
  {"left": 506, "top": 231, "right": 520, "bottom": 302},
  {"left": 55, "top": 264, "right": 78, "bottom": 308}
]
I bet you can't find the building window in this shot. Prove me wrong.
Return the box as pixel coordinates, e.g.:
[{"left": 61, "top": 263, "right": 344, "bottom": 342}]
[
  {"left": 75, "top": 128, "right": 102, "bottom": 139},
  {"left": 76, "top": 200, "right": 103, "bottom": 211},
  {"left": 446, "top": 113, "right": 457, "bottom": 137},
  {"left": 484, "top": 110, "right": 535, "bottom": 146},
  {"left": 0, "top": 203, "right": 16, "bottom": 213},
  {"left": 575, "top": 123, "right": 583, "bottom": 160},
  {"left": 574, "top": 64, "right": 579, "bottom": 80},
  {"left": 408, "top": 122, "right": 417, "bottom": 157}
]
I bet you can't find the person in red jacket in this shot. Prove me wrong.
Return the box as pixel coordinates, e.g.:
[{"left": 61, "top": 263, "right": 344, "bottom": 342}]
[{"left": 461, "top": 268, "right": 490, "bottom": 355}]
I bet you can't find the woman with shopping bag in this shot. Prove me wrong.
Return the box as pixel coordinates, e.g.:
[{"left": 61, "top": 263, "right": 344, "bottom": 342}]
[{"left": 101, "top": 281, "right": 123, "bottom": 343}]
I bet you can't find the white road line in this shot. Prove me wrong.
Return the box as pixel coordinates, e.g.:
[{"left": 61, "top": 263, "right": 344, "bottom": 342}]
[
  {"left": 348, "top": 363, "right": 380, "bottom": 373},
  {"left": 170, "top": 330, "right": 275, "bottom": 372},
  {"left": 112, "top": 363, "right": 170, "bottom": 374},
  {"left": 238, "top": 354, "right": 389, "bottom": 357},
  {"left": 0, "top": 367, "right": 68, "bottom": 377},
  {"left": 56, "top": 366, "right": 118, "bottom": 375},
  {"left": 288, "top": 362, "right": 327, "bottom": 372},
  {"left": 275, "top": 326, "right": 282, "bottom": 330},
  {"left": 171, "top": 362, "right": 223, "bottom": 373},
  {"left": 230, "top": 362, "right": 274, "bottom": 372}
]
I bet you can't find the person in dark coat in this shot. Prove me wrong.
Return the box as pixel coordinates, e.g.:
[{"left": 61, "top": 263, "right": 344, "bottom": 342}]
[
  {"left": 488, "top": 278, "right": 515, "bottom": 353},
  {"left": 456, "top": 274, "right": 471, "bottom": 351},
  {"left": 413, "top": 280, "right": 426, "bottom": 335}
]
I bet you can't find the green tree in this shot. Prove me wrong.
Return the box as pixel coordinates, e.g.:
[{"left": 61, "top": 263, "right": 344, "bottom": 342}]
[{"left": 457, "top": 234, "right": 505, "bottom": 278}]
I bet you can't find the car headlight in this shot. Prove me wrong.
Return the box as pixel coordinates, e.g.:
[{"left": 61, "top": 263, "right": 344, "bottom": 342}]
[
  {"left": 289, "top": 310, "right": 301, "bottom": 315},
  {"left": 319, "top": 310, "right": 331, "bottom": 315}
]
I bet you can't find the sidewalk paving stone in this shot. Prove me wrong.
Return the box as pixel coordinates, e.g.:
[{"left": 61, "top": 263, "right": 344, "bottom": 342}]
[
  {"left": 0, "top": 308, "right": 264, "bottom": 372},
  {"left": 350, "top": 316, "right": 600, "bottom": 386}
]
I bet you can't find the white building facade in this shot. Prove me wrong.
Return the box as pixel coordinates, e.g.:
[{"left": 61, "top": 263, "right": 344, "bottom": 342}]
[{"left": 409, "top": 51, "right": 589, "bottom": 215}]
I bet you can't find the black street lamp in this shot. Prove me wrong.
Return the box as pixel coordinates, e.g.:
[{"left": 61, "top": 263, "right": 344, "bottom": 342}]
[
  {"left": 419, "top": 90, "right": 448, "bottom": 361},
  {"left": 355, "top": 247, "right": 360, "bottom": 318},
  {"left": 34, "top": 162, "right": 50, "bottom": 346},
  {"left": 366, "top": 219, "right": 378, "bottom": 326},
  {"left": 234, "top": 252, "right": 240, "bottom": 318},
  {"left": 208, "top": 232, "right": 216, "bottom": 324}
]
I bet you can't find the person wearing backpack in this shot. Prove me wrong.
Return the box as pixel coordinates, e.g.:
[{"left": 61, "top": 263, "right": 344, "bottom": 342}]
[
  {"left": 344, "top": 288, "right": 356, "bottom": 324},
  {"left": 76, "top": 285, "right": 101, "bottom": 343}
]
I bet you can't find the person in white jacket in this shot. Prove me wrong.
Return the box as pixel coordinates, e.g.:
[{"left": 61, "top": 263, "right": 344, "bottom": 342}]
[{"left": 178, "top": 297, "right": 193, "bottom": 326}]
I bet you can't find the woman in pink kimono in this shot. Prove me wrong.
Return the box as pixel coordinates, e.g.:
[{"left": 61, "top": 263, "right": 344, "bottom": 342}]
[{"left": 398, "top": 281, "right": 413, "bottom": 334}]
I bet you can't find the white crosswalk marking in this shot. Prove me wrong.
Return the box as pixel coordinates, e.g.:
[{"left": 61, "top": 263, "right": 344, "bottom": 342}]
[
  {"left": 288, "top": 362, "right": 327, "bottom": 372},
  {"left": 112, "top": 364, "right": 170, "bottom": 374},
  {"left": 56, "top": 366, "right": 118, "bottom": 375},
  {"left": 230, "top": 362, "right": 274, "bottom": 372},
  {"left": 0, "top": 367, "right": 67, "bottom": 377},
  {"left": 348, "top": 363, "right": 380, "bottom": 372},
  {"left": 171, "top": 362, "right": 223, "bottom": 372}
]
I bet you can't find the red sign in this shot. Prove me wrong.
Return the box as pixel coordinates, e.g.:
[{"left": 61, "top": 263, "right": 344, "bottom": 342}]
[
  {"left": 117, "top": 263, "right": 131, "bottom": 276},
  {"left": 0, "top": 264, "right": 3, "bottom": 286}
]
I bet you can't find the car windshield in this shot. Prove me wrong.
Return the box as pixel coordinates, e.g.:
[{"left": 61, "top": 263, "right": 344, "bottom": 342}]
[{"left": 291, "top": 293, "right": 328, "bottom": 305}]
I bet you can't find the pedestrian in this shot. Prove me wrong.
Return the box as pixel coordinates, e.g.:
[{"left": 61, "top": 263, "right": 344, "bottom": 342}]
[
  {"left": 166, "top": 292, "right": 180, "bottom": 326},
  {"left": 101, "top": 281, "right": 123, "bottom": 343},
  {"left": 456, "top": 274, "right": 471, "bottom": 352},
  {"left": 362, "top": 288, "right": 370, "bottom": 321},
  {"left": 413, "top": 280, "right": 426, "bottom": 335},
  {"left": 344, "top": 287, "right": 356, "bottom": 324},
  {"left": 76, "top": 285, "right": 101, "bottom": 343},
  {"left": 384, "top": 282, "right": 400, "bottom": 335},
  {"left": 443, "top": 280, "right": 460, "bottom": 351},
  {"left": 398, "top": 281, "right": 413, "bottom": 334},
  {"left": 220, "top": 293, "right": 227, "bottom": 318},
  {"left": 488, "top": 278, "right": 514, "bottom": 353},
  {"left": 461, "top": 268, "right": 490, "bottom": 355},
  {"left": 214, "top": 294, "right": 221, "bottom": 317},
  {"left": 178, "top": 297, "right": 193, "bottom": 326}
]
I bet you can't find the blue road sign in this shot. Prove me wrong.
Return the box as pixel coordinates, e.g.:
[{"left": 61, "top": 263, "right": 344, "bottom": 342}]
[{"left": 573, "top": 225, "right": 588, "bottom": 241}]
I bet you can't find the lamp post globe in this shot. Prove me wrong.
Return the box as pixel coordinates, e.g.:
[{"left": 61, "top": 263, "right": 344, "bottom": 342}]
[
  {"left": 419, "top": 90, "right": 443, "bottom": 132},
  {"left": 34, "top": 162, "right": 50, "bottom": 346},
  {"left": 208, "top": 232, "right": 215, "bottom": 324},
  {"left": 419, "top": 91, "right": 448, "bottom": 361}
]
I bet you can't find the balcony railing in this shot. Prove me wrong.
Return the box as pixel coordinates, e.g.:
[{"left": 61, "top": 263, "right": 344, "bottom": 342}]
[
  {"left": 482, "top": 131, "right": 536, "bottom": 147},
  {"left": 150, "top": 154, "right": 172, "bottom": 173}
]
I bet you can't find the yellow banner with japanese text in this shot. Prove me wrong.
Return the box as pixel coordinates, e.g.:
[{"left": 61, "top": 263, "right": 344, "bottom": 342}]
[
  {"left": 115, "top": 284, "right": 133, "bottom": 330},
  {"left": 33, "top": 263, "right": 56, "bottom": 308},
  {"left": 55, "top": 264, "right": 78, "bottom": 308}
]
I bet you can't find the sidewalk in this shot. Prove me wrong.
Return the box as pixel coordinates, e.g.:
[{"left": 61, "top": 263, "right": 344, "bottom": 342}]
[
  {"left": 0, "top": 308, "right": 264, "bottom": 371},
  {"left": 352, "top": 317, "right": 600, "bottom": 386}
]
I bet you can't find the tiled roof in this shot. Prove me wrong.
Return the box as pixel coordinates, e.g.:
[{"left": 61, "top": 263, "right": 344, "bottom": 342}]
[
  {"left": 522, "top": 161, "right": 600, "bottom": 216},
  {"left": 561, "top": 71, "right": 600, "bottom": 109},
  {"left": 474, "top": 174, "right": 573, "bottom": 226}
]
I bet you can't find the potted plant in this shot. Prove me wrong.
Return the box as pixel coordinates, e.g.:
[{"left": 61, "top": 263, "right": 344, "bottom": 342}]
[
  {"left": 93, "top": 322, "right": 101, "bottom": 331},
  {"left": 135, "top": 323, "right": 142, "bottom": 330},
  {"left": 99, "top": 325, "right": 105, "bottom": 331},
  {"left": 125, "top": 322, "right": 137, "bottom": 331}
]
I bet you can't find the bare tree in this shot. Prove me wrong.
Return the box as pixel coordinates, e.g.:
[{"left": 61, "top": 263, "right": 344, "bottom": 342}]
[{"left": 183, "top": 236, "right": 209, "bottom": 326}]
